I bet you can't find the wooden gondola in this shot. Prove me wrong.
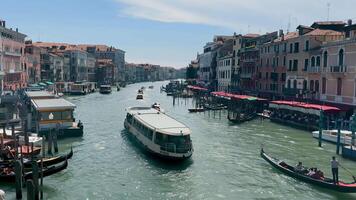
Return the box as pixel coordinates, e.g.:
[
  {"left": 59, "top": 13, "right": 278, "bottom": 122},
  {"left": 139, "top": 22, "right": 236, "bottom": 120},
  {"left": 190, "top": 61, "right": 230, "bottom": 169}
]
[
  {"left": 0, "top": 160, "right": 68, "bottom": 183},
  {"left": 188, "top": 108, "right": 205, "bottom": 113},
  {"left": 261, "top": 148, "right": 356, "bottom": 193},
  {"left": 228, "top": 112, "right": 256, "bottom": 123},
  {"left": 0, "top": 148, "right": 73, "bottom": 168}
]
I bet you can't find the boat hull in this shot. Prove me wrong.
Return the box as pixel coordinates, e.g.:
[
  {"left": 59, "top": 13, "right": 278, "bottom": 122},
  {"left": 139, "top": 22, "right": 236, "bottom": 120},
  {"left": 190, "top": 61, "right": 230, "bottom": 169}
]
[
  {"left": 38, "top": 126, "right": 83, "bottom": 139},
  {"left": 261, "top": 149, "right": 356, "bottom": 193},
  {"left": 124, "top": 120, "right": 192, "bottom": 160}
]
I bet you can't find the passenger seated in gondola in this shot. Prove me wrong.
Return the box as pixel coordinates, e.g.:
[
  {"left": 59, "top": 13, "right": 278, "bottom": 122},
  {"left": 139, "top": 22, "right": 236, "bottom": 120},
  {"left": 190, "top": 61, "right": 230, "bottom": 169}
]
[
  {"left": 295, "top": 161, "right": 304, "bottom": 172},
  {"left": 307, "top": 168, "right": 316, "bottom": 176}
]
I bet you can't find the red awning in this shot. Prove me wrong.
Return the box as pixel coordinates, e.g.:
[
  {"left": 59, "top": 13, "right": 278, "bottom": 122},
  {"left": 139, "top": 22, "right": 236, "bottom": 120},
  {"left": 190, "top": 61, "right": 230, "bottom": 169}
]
[
  {"left": 270, "top": 100, "right": 341, "bottom": 112},
  {"left": 187, "top": 85, "right": 208, "bottom": 91},
  {"left": 211, "top": 91, "right": 266, "bottom": 101}
]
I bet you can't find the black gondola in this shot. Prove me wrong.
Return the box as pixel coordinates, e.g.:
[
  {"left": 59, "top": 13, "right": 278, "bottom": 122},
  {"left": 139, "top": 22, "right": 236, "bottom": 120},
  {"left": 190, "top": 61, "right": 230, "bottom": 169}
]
[
  {"left": 188, "top": 108, "right": 204, "bottom": 113},
  {"left": 0, "top": 148, "right": 73, "bottom": 168},
  {"left": 261, "top": 148, "right": 356, "bottom": 193},
  {"left": 0, "top": 160, "right": 68, "bottom": 183}
]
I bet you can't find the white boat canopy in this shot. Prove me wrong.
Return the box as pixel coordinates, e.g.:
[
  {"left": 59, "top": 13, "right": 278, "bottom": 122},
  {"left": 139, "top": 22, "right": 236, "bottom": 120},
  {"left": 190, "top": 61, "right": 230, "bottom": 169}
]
[{"left": 31, "top": 98, "right": 76, "bottom": 111}]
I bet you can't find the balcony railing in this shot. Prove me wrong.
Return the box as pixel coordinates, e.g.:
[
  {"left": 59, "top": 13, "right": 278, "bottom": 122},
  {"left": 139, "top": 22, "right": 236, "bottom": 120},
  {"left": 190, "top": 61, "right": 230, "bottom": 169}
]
[
  {"left": 329, "top": 65, "right": 347, "bottom": 73},
  {"left": 4, "top": 51, "right": 21, "bottom": 57},
  {"left": 307, "top": 66, "right": 320, "bottom": 73}
]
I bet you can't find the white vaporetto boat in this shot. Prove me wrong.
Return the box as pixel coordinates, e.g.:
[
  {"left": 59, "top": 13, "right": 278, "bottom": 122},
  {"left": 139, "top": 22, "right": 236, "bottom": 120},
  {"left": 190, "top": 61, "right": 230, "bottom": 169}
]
[
  {"left": 124, "top": 107, "right": 193, "bottom": 160},
  {"left": 312, "top": 130, "right": 356, "bottom": 145}
]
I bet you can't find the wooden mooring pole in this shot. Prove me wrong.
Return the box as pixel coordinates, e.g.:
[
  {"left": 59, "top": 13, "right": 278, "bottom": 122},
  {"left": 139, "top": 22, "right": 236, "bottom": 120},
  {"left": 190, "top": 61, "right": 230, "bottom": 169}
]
[
  {"left": 15, "top": 160, "right": 22, "bottom": 199},
  {"left": 336, "top": 118, "right": 342, "bottom": 155}
]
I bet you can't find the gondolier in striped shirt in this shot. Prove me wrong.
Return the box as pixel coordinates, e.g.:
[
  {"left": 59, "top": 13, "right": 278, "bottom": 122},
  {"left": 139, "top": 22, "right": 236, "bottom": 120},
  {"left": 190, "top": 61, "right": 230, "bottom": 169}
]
[{"left": 331, "top": 156, "right": 339, "bottom": 184}]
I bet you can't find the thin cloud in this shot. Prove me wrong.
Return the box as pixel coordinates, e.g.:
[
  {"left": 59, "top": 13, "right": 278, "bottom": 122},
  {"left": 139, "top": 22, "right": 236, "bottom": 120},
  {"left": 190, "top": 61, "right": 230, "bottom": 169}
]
[{"left": 115, "top": 0, "right": 355, "bottom": 33}]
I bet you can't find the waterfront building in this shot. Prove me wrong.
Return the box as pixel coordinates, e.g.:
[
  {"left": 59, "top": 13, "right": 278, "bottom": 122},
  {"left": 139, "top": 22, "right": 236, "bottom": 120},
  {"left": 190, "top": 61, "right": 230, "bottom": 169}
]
[
  {"left": 257, "top": 31, "right": 297, "bottom": 99},
  {"left": 217, "top": 39, "right": 233, "bottom": 91},
  {"left": 283, "top": 22, "right": 344, "bottom": 100},
  {"left": 87, "top": 54, "right": 96, "bottom": 82},
  {"left": 0, "top": 20, "right": 27, "bottom": 91},
  {"left": 25, "top": 41, "right": 43, "bottom": 84},
  {"left": 96, "top": 59, "right": 117, "bottom": 84},
  {"left": 40, "top": 52, "right": 65, "bottom": 82},
  {"left": 239, "top": 32, "right": 278, "bottom": 95},
  {"left": 78, "top": 44, "right": 125, "bottom": 82},
  {"left": 320, "top": 20, "right": 356, "bottom": 107}
]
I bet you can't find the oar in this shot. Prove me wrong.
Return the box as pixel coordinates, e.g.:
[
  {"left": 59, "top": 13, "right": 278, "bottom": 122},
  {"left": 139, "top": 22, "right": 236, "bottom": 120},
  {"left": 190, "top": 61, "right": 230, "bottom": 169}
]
[{"left": 339, "top": 164, "right": 356, "bottom": 182}]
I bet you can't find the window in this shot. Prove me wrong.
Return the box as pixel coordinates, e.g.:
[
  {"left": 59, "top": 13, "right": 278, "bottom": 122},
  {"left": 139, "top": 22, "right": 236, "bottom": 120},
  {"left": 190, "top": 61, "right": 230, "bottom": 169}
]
[
  {"left": 281, "top": 73, "right": 286, "bottom": 81},
  {"left": 267, "top": 59, "right": 270, "bottom": 67},
  {"left": 303, "top": 80, "right": 307, "bottom": 90},
  {"left": 315, "top": 80, "right": 319, "bottom": 92},
  {"left": 283, "top": 56, "right": 286, "bottom": 66},
  {"left": 305, "top": 40, "right": 309, "bottom": 51},
  {"left": 293, "top": 59, "right": 298, "bottom": 71},
  {"left": 337, "top": 78, "right": 342, "bottom": 95},
  {"left": 265, "top": 72, "right": 269, "bottom": 79},
  {"left": 322, "top": 77, "right": 326, "bottom": 94},
  {"left": 287, "top": 79, "right": 291, "bottom": 88},
  {"left": 289, "top": 43, "right": 293, "bottom": 53},
  {"left": 304, "top": 59, "right": 309, "bottom": 71},
  {"left": 293, "top": 80, "right": 297, "bottom": 89},
  {"left": 289, "top": 60, "right": 292, "bottom": 71},
  {"left": 311, "top": 57, "right": 315, "bottom": 67},
  {"left": 310, "top": 80, "right": 314, "bottom": 91},
  {"left": 323, "top": 51, "right": 328, "bottom": 67},
  {"left": 276, "top": 57, "right": 279, "bottom": 66},
  {"left": 294, "top": 42, "right": 299, "bottom": 53},
  {"left": 316, "top": 56, "right": 320, "bottom": 67},
  {"left": 283, "top": 43, "right": 287, "bottom": 52},
  {"left": 339, "top": 49, "right": 344, "bottom": 66}
]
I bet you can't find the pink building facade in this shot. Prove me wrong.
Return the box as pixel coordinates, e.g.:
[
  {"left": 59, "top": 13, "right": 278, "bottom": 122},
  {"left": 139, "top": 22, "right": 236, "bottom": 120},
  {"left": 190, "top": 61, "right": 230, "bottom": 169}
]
[{"left": 0, "top": 20, "right": 27, "bottom": 91}]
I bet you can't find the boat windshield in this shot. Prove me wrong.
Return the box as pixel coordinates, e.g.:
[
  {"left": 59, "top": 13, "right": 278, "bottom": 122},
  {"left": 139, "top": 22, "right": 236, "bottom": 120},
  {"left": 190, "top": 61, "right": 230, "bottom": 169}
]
[{"left": 155, "top": 132, "right": 192, "bottom": 153}]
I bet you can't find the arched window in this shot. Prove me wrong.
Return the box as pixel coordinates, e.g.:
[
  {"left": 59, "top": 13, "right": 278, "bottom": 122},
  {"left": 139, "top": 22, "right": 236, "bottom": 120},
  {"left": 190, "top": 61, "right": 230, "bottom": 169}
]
[
  {"left": 323, "top": 51, "right": 328, "bottom": 67},
  {"left": 339, "top": 49, "right": 344, "bottom": 66},
  {"left": 293, "top": 80, "right": 297, "bottom": 89},
  {"left": 303, "top": 80, "right": 307, "bottom": 90},
  {"left": 310, "top": 80, "right": 314, "bottom": 91},
  {"left": 311, "top": 57, "right": 315, "bottom": 67},
  {"left": 316, "top": 56, "right": 320, "bottom": 67},
  {"left": 315, "top": 80, "right": 319, "bottom": 92},
  {"left": 287, "top": 80, "right": 291, "bottom": 88}
]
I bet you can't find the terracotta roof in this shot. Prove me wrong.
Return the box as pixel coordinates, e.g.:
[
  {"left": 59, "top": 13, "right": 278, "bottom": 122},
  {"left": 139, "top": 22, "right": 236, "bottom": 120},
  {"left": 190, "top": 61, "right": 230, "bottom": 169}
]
[
  {"left": 305, "top": 29, "right": 343, "bottom": 36},
  {"left": 77, "top": 44, "right": 113, "bottom": 52}
]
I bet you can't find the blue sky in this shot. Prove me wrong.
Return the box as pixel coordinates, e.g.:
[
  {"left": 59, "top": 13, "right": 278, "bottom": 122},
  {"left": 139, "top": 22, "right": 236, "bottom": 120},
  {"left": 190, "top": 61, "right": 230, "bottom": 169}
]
[{"left": 1, "top": 0, "right": 355, "bottom": 68}]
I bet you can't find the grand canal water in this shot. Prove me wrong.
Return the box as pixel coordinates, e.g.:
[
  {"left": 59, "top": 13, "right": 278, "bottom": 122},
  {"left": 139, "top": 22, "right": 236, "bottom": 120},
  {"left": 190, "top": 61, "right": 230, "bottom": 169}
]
[{"left": 3, "top": 80, "right": 356, "bottom": 199}]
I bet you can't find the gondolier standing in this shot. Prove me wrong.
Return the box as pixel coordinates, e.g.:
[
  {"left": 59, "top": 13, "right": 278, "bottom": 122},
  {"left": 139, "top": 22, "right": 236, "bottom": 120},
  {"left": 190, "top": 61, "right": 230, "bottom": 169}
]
[{"left": 331, "top": 156, "right": 339, "bottom": 184}]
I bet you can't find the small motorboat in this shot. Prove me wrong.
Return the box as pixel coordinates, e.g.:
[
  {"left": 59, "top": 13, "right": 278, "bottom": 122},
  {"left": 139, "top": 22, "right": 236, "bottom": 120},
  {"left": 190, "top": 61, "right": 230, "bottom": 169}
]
[
  {"left": 228, "top": 112, "right": 256, "bottom": 123},
  {"left": 149, "top": 86, "right": 154, "bottom": 89},
  {"left": 188, "top": 108, "right": 205, "bottom": 113},
  {"left": 99, "top": 85, "right": 112, "bottom": 94},
  {"left": 261, "top": 148, "right": 356, "bottom": 193},
  {"left": 138, "top": 89, "right": 143, "bottom": 94},
  {"left": 136, "top": 94, "right": 143, "bottom": 100},
  {"left": 151, "top": 103, "right": 161, "bottom": 111},
  {"left": 311, "top": 130, "right": 355, "bottom": 145}
]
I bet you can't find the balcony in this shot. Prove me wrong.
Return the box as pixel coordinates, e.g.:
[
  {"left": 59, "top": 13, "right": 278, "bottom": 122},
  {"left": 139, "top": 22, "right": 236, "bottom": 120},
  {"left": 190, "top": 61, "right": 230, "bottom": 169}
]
[
  {"left": 307, "top": 66, "right": 320, "bottom": 73},
  {"left": 329, "top": 65, "right": 347, "bottom": 73},
  {"left": 4, "top": 51, "right": 21, "bottom": 57},
  {"left": 240, "top": 73, "right": 252, "bottom": 79}
]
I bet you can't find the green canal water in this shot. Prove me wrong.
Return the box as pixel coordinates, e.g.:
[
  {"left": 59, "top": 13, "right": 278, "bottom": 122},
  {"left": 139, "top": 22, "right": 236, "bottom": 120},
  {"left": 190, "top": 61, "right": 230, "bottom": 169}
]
[{"left": 3, "top": 81, "right": 356, "bottom": 199}]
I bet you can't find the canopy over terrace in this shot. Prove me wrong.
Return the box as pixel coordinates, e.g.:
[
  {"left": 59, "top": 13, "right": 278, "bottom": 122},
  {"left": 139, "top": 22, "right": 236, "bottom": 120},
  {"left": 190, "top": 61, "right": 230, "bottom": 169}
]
[
  {"left": 187, "top": 85, "right": 208, "bottom": 92},
  {"left": 269, "top": 100, "right": 341, "bottom": 116},
  {"left": 211, "top": 91, "right": 267, "bottom": 101}
]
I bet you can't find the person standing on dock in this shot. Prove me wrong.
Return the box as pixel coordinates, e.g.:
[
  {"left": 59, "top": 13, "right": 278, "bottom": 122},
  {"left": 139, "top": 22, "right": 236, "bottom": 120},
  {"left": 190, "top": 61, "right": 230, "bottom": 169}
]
[{"left": 331, "top": 156, "right": 339, "bottom": 184}]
